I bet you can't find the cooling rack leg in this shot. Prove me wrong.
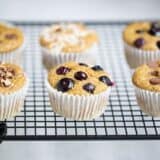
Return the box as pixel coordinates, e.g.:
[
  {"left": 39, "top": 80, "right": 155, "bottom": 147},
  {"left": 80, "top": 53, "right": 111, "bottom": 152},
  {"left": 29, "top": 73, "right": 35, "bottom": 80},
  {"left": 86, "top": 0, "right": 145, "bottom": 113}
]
[{"left": 0, "top": 121, "right": 7, "bottom": 144}]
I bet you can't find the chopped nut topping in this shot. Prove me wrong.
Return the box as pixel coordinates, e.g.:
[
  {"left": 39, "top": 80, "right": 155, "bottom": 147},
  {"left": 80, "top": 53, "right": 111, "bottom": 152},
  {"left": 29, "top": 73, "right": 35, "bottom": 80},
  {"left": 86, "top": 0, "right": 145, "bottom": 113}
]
[
  {"left": 6, "top": 71, "right": 14, "bottom": 79},
  {"left": 0, "top": 66, "right": 7, "bottom": 72},
  {"left": 55, "top": 27, "right": 62, "bottom": 32},
  {"left": 0, "top": 66, "right": 15, "bottom": 87}
]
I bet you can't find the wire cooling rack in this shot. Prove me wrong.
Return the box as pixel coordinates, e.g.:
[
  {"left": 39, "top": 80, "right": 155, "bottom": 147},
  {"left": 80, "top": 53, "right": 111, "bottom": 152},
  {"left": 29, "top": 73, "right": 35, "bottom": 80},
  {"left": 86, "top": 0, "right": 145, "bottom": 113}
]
[{"left": 2, "top": 22, "right": 160, "bottom": 141}]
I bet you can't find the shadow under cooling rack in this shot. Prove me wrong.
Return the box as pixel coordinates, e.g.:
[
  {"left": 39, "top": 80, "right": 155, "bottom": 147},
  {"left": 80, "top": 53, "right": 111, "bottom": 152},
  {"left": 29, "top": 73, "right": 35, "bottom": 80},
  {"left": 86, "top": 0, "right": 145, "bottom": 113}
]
[{"left": 2, "top": 22, "right": 160, "bottom": 141}]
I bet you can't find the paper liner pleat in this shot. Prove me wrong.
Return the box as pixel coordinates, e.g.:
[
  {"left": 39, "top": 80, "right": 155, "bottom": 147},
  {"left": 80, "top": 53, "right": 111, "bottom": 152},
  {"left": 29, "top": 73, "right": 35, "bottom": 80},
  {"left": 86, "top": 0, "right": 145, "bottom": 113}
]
[
  {"left": 124, "top": 42, "right": 160, "bottom": 69},
  {"left": 0, "top": 41, "right": 25, "bottom": 66},
  {"left": 134, "top": 86, "right": 160, "bottom": 117},
  {"left": 0, "top": 79, "right": 29, "bottom": 121},
  {"left": 46, "top": 80, "right": 111, "bottom": 121},
  {"left": 41, "top": 45, "right": 98, "bottom": 70}
]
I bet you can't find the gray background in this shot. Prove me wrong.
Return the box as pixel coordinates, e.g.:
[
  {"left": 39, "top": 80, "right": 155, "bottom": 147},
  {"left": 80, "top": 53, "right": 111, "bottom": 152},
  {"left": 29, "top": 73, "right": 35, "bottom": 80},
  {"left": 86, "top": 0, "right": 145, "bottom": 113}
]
[{"left": 0, "top": 0, "right": 160, "bottom": 160}]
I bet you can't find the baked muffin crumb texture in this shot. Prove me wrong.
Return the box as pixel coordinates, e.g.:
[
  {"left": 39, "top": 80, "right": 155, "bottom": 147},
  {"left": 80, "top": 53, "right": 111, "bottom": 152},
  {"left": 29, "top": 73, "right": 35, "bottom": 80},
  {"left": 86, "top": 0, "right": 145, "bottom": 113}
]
[
  {"left": 133, "top": 60, "right": 160, "bottom": 92},
  {"left": 0, "top": 23, "right": 24, "bottom": 53},
  {"left": 40, "top": 23, "right": 98, "bottom": 53}
]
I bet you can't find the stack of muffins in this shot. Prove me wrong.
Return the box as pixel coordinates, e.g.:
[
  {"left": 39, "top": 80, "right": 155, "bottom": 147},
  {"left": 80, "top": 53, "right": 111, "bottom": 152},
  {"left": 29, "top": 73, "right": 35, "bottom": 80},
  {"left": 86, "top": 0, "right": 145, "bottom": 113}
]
[{"left": 123, "top": 22, "right": 160, "bottom": 116}]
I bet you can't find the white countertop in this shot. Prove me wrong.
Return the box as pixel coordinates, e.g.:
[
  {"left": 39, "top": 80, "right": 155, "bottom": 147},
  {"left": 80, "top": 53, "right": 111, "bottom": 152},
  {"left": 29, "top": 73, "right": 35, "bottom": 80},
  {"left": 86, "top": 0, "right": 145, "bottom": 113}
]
[
  {"left": 1, "top": 0, "right": 160, "bottom": 160},
  {"left": 0, "top": 141, "right": 160, "bottom": 160}
]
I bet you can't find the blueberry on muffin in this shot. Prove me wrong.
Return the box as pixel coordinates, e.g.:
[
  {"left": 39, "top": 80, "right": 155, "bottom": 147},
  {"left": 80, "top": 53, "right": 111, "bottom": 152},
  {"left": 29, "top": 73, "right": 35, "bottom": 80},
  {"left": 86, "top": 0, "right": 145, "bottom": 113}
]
[{"left": 48, "top": 62, "right": 113, "bottom": 95}]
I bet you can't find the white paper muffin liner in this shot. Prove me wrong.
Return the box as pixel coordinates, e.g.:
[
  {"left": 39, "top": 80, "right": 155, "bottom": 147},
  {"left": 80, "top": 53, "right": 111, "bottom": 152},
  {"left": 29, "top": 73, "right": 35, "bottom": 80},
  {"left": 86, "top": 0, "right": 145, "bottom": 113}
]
[
  {"left": 134, "top": 85, "right": 160, "bottom": 117},
  {"left": 0, "top": 21, "right": 25, "bottom": 66},
  {"left": 0, "top": 42, "right": 25, "bottom": 66},
  {"left": 0, "top": 78, "right": 29, "bottom": 121},
  {"left": 46, "top": 80, "right": 111, "bottom": 121},
  {"left": 41, "top": 44, "right": 98, "bottom": 70},
  {"left": 124, "top": 42, "right": 160, "bottom": 69}
]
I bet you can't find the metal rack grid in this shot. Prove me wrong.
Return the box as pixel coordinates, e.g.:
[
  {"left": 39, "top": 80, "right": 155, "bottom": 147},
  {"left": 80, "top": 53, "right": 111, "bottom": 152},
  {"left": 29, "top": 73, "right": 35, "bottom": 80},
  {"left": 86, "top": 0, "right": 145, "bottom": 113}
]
[{"left": 2, "top": 22, "right": 160, "bottom": 141}]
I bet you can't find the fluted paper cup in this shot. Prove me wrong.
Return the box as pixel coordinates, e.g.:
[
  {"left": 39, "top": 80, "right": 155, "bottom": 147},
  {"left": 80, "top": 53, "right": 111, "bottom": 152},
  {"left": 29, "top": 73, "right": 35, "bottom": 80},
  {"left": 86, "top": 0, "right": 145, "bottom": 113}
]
[
  {"left": 41, "top": 44, "right": 98, "bottom": 70},
  {"left": 0, "top": 42, "right": 25, "bottom": 66},
  {"left": 124, "top": 42, "right": 160, "bottom": 69},
  {"left": 0, "top": 78, "right": 29, "bottom": 121},
  {"left": 46, "top": 80, "right": 111, "bottom": 121},
  {"left": 134, "top": 85, "right": 160, "bottom": 117}
]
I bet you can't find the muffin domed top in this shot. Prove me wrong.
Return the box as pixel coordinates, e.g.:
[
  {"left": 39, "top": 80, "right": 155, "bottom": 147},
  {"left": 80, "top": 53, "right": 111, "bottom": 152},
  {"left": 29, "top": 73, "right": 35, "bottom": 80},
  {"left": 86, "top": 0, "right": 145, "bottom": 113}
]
[
  {"left": 39, "top": 23, "right": 98, "bottom": 53},
  {"left": 123, "top": 22, "right": 160, "bottom": 51},
  {"left": 133, "top": 60, "right": 160, "bottom": 92},
  {"left": 0, "top": 22, "right": 24, "bottom": 53},
  {"left": 48, "top": 62, "right": 114, "bottom": 95},
  {"left": 0, "top": 63, "right": 26, "bottom": 93}
]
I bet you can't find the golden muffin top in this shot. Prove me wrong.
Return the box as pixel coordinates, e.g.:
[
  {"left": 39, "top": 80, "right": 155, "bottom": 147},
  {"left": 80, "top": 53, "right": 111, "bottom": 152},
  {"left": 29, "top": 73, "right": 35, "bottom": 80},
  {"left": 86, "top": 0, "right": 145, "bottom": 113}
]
[
  {"left": 123, "top": 22, "right": 160, "bottom": 51},
  {"left": 0, "top": 63, "right": 27, "bottom": 94},
  {"left": 39, "top": 23, "right": 98, "bottom": 53},
  {"left": 133, "top": 60, "right": 160, "bottom": 92},
  {"left": 0, "top": 22, "right": 24, "bottom": 53},
  {"left": 48, "top": 61, "right": 114, "bottom": 95}
]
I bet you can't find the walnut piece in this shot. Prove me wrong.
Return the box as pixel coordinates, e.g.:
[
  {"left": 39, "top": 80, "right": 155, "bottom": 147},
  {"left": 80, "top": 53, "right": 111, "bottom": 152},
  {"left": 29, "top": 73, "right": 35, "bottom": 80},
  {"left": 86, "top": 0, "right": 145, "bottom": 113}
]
[
  {"left": 0, "top": 66, "right": 15, "bottom": 87},
  {"left": 0, "top": 79, "right": 12, "bottom": 87}
]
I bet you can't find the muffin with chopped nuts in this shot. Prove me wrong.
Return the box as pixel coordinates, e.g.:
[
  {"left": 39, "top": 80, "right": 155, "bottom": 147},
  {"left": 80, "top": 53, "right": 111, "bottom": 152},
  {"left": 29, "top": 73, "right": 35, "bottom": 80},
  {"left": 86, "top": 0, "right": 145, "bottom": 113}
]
[
  {"left": 132, "top": 60, "right": 160, "bottom": 116},
  {"left": 39, "top": 23, "right": 99, "bottom": 70},
  {"left": 46, "top": 61, "right": 114, "bottom": 120},
  {"left": 0, "top": 63, "right": 29, "bottom": 121},
  {"left": 123, "top": 22, "right": 160, "bottom": 69},
  {"left": 0, "top": 22, "right": 25, "bottom": 65}
]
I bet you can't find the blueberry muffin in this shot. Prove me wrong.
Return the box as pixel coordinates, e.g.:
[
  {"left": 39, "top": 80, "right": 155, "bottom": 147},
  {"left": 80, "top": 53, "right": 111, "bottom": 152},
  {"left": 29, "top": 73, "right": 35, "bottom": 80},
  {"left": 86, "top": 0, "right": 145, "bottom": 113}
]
[
  {"left": 47, "top": 61, "right": 114, "bottom": 120},
  {"left": 123, "top": 22, "right": 160, "bottom": 68},
  {"left": 132, "top": 60, "right": 160, "bottom": 116},
  {"left": 0, "top": 22, "right": 24, "bottom": 65},
  {"left": 0, "top": 62, "right": 29, "bottom": 121},
  {"left": 39, "top": 23, "right": 99, "bottom": 69}
]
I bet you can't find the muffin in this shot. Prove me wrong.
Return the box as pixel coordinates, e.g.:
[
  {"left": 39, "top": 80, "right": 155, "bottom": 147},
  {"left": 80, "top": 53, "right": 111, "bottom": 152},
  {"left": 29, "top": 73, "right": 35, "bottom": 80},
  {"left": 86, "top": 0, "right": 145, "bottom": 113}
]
[
  {"left": 132, "top": 60, "right": 160, "bottom": 116},
  {"left": 0, "top": 22, "right": 25, "bottom": 65},
  {"left": 39, "top": 23, "right": 99, "bottom": 70},
  {"left": 0, "top": 62, "right": 29, "bottom": 121},
  {"left": 46, "top": 61, "right": 114, "bottom": 120},
  {"left": 123, "top": 22, "right": 160, "bottom": 69}
]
